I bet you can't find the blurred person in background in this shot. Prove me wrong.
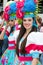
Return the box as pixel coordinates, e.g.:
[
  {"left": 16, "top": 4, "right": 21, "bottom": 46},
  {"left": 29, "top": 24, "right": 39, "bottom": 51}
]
[
  {"left": 0, "top": 1, "right": 21, "bottom": 65},
  {"left": 36, "top": 16, "right": 42, "bottom": 32},
  {"left": 39, "top": 22, "right": 43, "bottom": 65},
  {"left": 0, "top": 11, "right": 5, "bottom": 57},
  {"left": 0, "top": 11, "right": 4, "bottom": 29},
  {"left": 40, "top": 23, "right": 43, "bottom": 32}
]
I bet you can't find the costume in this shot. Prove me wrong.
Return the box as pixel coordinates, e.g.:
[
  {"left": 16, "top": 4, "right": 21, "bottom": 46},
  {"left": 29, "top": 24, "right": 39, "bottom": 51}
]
[
  {"left": 0, "top": 1, "right": 18, "bottom": 65},
  {"left": 14, "top": 0, "right": 41, "bottom": 65},
  {"left": 12, "top": 31, "right": 41, "bottom": 65},
  {"left": 2, "top": 26, "right": 11, "bottom": 55}
]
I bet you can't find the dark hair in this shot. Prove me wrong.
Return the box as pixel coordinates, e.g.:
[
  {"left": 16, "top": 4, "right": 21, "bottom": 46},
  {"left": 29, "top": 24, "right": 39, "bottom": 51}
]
[
  {"left": 0, "top": 11, "right": 4, "bottom": 16},
  {"left": 41, "top": 23, "right": 43, "bottom": 26},
  {"left": 10, "top": 26, "right": 15, "bottom": 33},
  {"left": 36, "top": 16, "right": 42, "bottom": 24},
  {"left": 16, "top": 18, "right": 37, "bottom": 56}
]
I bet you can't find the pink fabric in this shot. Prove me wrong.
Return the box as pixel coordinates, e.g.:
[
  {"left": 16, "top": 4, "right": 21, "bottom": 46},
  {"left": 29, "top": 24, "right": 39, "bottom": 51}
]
[
  {"left": 18, "top": 56, "right": 33, "bottom": 61},
  {"left": 8, "top": 41, "right": 16, "bottom": 50},
  {"left": 18, "top": 43, "right": 43, "bottom": 61},
  {"left": 0, "top": 27, "right": 4, "bottom": 31},
  {"left": 6, "top": 30, "right": 10, "bottom": 36},
  {"left": 25, "top": 44, "right": 43, "bottom": 53},
  {"left": 19, "top": 44, "right": 43, "bottom": 54},
  {"left": 8, "top": 41, "right": 16, "bottom": 45}
]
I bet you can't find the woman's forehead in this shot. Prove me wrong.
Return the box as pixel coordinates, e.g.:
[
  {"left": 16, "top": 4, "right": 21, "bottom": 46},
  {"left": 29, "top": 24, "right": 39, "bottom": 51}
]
[{"left": 23, "top": 17, "right": 33, "bottom": 20}]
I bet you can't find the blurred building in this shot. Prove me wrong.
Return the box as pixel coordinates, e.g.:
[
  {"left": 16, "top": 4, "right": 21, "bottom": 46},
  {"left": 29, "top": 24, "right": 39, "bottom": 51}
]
[
  {"left": 0, "top": 0, "right": 20, "bottom": 11},
  {"left": 0, "top": 0, "right": 3, "bottom": 11},
  {"left": 3, "top": 0, "right": 10, "bottom": 10},
  {"left": 0, "top": 0, "right": 11, "bottom": 11}
]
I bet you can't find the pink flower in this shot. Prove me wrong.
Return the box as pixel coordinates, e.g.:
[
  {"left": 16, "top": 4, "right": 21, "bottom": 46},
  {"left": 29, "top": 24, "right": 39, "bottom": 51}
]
[
  {"left": 4, "top": 6, "right": 10, "bottom": 12},
  {"left": 34, "top": 0, "right": 38, "bottom": 4},
  {"left": 1, "top": 58, "right": 5, "bottom": 65},
  {"left": 3, "top": 12, "right": 9, "bottom": 21},
  {"left": 16, "top": 9, "right": 24, "bottom": 19},
  {"left": 16, "top": 1, "right": 24, "bottom": 9}
]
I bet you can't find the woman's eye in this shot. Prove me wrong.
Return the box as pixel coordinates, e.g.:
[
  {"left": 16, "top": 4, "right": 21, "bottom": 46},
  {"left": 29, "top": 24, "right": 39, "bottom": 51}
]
[
  {"left": 23, "top": 20, "right": 26, "bottom": 22},
  {"left": 28, "top": 19, "right": 31, "bottom": 21},
  {"left": 11, "top": 20, "right": 13, "bottom": 21}
]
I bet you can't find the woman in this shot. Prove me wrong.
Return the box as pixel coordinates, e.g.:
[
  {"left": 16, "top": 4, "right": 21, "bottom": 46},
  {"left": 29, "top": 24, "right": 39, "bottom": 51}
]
[
  {"left": 0, "top": 1, "right": 19, "bottom": 65},
  {"left": 13, "top": 0, "right": 41, "bottom": 65},
  {"left": 14, "top": 16, "right": 41, "bottom": 65}
]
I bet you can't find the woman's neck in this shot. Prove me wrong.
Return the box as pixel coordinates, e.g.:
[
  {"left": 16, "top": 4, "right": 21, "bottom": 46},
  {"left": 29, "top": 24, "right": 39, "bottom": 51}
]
[{"left": 26, "top": 28, "right": 32, "bottom": 34}]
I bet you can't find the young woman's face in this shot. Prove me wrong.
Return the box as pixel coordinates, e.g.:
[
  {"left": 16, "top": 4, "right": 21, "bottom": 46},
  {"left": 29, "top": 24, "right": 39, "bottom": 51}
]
[
  {"left": 9, "top": 19, "right": 17, "bottom": 27},
  {"left": 23, "top": 18, "right": 33, "bottom": 30}
]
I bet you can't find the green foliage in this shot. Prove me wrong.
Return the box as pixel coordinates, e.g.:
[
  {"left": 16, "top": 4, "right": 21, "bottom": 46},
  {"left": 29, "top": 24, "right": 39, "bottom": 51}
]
[{"left": 18, "top": 19, "right": 22, "bottom": 24}]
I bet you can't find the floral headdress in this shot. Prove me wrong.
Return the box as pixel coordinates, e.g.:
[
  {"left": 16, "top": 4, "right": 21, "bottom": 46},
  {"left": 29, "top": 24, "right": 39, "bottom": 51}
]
[
  {"left": 3, "top": 1, "right": 17, "bottom": 21},
  {"left": 16, "top": 0, "right": 38, "bottom": 19}
]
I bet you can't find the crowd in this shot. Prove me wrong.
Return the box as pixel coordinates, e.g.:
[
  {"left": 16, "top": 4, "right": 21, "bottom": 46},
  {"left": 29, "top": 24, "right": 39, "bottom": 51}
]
[{"left": 0, "top": 0, "right": 43, "bottom": 65}]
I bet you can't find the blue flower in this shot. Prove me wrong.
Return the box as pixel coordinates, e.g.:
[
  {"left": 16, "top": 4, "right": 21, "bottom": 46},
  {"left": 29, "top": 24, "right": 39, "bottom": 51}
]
[
  {"left": 22, "top": 0, "right": 36, "bottom": 12},
  {"left": 8, "top": 2, "right": 17, "bottom": 14}
]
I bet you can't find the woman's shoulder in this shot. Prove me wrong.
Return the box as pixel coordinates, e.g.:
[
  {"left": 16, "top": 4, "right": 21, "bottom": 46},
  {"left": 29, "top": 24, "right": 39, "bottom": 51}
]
[
  {"left": 27, "top": 32, "right": 36, "bottom": 38},
  {"left": 27, "top": 31, "right": 43, "bottom": 38},
  {"left": 26, "top": 32, "right": 43, "bottom": 47},
  {"left": 26, "top": 32, "right": 36, "bottom": 47}
]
